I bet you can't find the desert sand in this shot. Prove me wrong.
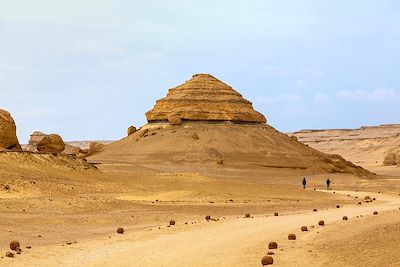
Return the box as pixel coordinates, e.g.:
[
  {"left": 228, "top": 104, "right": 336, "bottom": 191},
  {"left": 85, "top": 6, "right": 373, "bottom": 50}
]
[{"left": 1, "top": 74, "right": 400, "bottom": 266}]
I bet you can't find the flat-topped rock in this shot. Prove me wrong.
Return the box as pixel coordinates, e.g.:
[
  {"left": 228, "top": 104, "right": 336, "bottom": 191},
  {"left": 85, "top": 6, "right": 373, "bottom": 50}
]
[
  {"left": 0, "top": 109, "right": 21, "bottom": 150},
  {"left": 145, "top": 74, "right": 266, "bottom": 124}
]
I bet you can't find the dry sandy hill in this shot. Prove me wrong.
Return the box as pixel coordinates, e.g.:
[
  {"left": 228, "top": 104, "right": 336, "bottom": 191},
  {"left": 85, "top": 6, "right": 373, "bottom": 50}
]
[
  {"left": 91, "top": 74, "right": 371, "bottom": 179},
  {"left": 291, "top": 124, "right": 400, "bottom": 175}
]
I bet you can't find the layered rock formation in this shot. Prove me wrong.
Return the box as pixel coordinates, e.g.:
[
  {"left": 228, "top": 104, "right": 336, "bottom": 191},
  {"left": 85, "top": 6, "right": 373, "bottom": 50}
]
[
  {"left": 91, "top": 74, "right": 372, "bottom": 178},
  {"left": 0, "top": 109, "right": 21, "bottom": 151},
  {"left": 383, "top": 152, "right": 397, "bottom": 166},
  {"left": 26, "top": 131, "right": 65, "bottom": 153},
  {"left": 146, "top": 74, "right": 266, "bottom": 124}
]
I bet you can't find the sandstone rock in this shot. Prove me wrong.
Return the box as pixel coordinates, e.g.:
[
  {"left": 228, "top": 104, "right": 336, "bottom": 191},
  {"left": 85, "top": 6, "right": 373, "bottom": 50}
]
[
  {"left": 127, "top": 126, "right": 137, "bottom": 136},
  {"left": 15, "top": 247, "right": 21, "bottom": 254},
  {"left": 343, "top": 216, "right": 348, "bottom": 220},
  {"left": 5, "top": 251, "right": 14, "bottom": 258},
  {"left": 301, "top": 226, "right": 308, "bottom": 231},
  {"left": 268, "top": 242, "right": 278, "bottom": 249},
  {"left": 146, "top": 74, "right": 266, "bottom": 124},
  {"left": 274, "top": 212, "right": 279, "bottom": 216},
  {"left": 288, "top": 233, "right": 296, "bottom": 240},
  {"left": 117, "top": 227, "right": 124, "bottom": 234},
  {"left": 383, "top": 152, "right": 397, "bottom": 166},
  {"left": 373, "top": 211, "right": 378, "bottom": 215},
  {"left": 245, "top": 213, "right": 251, "bottom": 218},
  {"left": 261, "top": 255, "right": 274, "bottom": 265},
  {"left": 37, "top": 134, "right": 65, "bottom": 153},
  {"left": 10, "top": 240, "right": 20, "bottom": 250},
  {"left": 318, "top": 220, "right": 325, "bottom": 226},
  {"left": 167, "top": 114, "right": 182, "bottom": 125},
  {"left": 169, "top": 220, "right": 176, "bottom": 226},
  {"left": 0, "top": 109, "right": 21, "bottom": 150},
  {"left": 87, "top": 142, "right": 105, "bottom": 156},
  {"left": 267, "top": 252, "right": 275, "bottom": 255},
  {"left": 205, "top": 215, "right": 211, "bottom": 221}
]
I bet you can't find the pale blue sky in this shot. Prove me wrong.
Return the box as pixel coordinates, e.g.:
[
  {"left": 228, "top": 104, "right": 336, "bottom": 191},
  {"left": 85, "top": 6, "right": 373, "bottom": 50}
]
[{"left": 0, "top": 0, "right": 399, "bottom": 143}]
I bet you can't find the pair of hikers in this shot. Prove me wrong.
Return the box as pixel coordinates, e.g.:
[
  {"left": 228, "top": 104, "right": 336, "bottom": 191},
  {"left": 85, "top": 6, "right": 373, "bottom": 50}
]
[{"left": 302, "top": 177, "right": 331, "bottom": 190}]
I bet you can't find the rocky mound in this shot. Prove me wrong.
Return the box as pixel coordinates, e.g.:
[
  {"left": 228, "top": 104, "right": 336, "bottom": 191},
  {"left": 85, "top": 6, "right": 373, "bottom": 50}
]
[
  {"left": 0, "top": 109, "right": 21, "bottom": 151},
  {"left": 145, "top": 74, "right": 266, "bottom": 123},
  {"left": 383, "top": 152, "right": 397, "bottom": 166},
  {"left": 90, "top": 74, "right": 372, "bottom": 178},
  {"left": 26, "top": 132, "right": 65, "bottom": 153}
]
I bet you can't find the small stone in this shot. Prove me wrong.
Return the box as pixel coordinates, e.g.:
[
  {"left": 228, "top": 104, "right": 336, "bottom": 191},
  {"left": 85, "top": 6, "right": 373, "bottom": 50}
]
[
  {"left": 10, "top": 240, "right": 20, "bottom": 250},
  {"left": 6, "top": 252, "right": 14, "bottom": 258},
  {"left": 342, "top": 216, "right": 348, "bottom": 220},
  {"left": 117, "top": 227, "right": 124, "bottom": 234},
  {"left": 25, "top": 246, "right": 31, "bottom": 249},
  {"left": 15, "top": 248, "right": 21, "bottom": 254},
  {"left": 205, "top": 215, "right": 211, "bottom": 221},
  {"left": 288, "top": 233, "right": 296, "bottom": 240},
  {"left": 336, "top": 205, "right": 340, "bottom": 208},
  {"left": 313, "top": 209, "right": 318, "bottom": 212},
  {"left": 261, "top": 255, "right": 274, "bottom": 265},
  {"left": 301, "top": 226, "right": 308, "bottom": 231},
  {"left": 318, "top": 220, "right": 325, "bottom": 226},
  {"left": 267, "top": 251, "right": 275, "bottom": 255},
  {"left": 268, "top": 241, "right": 278, "bottom": 249},
  {"left": 373, "top": 211, "right": 378, "bottom": 215},
  {"left": 169, "top": 220, "right": 176, "bottom": 226},
  {"left": 274, "top": 212, "right": 278, "bottom": 216},
  {"left": 245, "top": 213, "right": 251, "bottom": 218}
]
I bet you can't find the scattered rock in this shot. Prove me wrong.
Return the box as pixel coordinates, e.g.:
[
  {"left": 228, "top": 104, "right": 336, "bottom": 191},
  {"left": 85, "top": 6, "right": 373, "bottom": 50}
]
[
  {"left": 127, "top": 126, "right": 137, "bottom": 136},
  {"left": 373, "top": 211, "right": 378, "bottom": 215},
  {"left": 245, "top": 213, "right": 251, "bottom": 218},
  {"left": 301, "top": 226, "right": 308, "bottom": 232},
  {"left": 5, "top": 252, "right": 14, "bottom": 258},
  {"left": 383, "top": 152, "right": 397, "bottom": 166},
  {"left": 205, "top": 215, "right": 211, "bottom": 221},
  {"left": 274, "top": 212, "right": 278, "bottom": 216},
  {"left": 336, "top": 205, "right": 340, "bottom": 208},
  {"left": 15, "top": 248, "right": 22, "bottom": 254},
  {"left": 268, "top": 242, "right": 278, "bottom": 249},
  {"left": 192, "top": 133, "right": 199, "bottom": 140},
  {"left": 25, "top": 246, "right": 31, "bottom": 249},
  {"left": 313, "top": 209, "right": 318, "bottom": 212},
  {"left": 267, "top": 251, "right": 275, "bottom": 255},
  {"left": 342, "top": 216, "right": 348, "bottom": 220},
  {"left": 117, "top": 227, "right": 124, "bottom": 234},
  {"left": 318, "top": 220, "right": 325, "bottom": 226},
  {"left": 167, "top": 114, "right": 183, "bottom": 125},
  {"left": 10, "top": 240, "right": 20, "bottom": 251},
  {"left": 169, "top": 220, "right": 176, "bottom": 226},
  {"left": 288, "top": 233, "right": 296, "bottom": 240},
  {"left": 261, "top": 255, "right": 274, "bottom": 265}
]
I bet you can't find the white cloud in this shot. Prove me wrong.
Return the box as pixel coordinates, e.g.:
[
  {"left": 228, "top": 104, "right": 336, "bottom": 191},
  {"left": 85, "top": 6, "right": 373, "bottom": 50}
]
[
  {"left": 313, "top": 93, "right": 331, "bottom": 104},
  {"left": 336, "top": 88, "right": 400, "bottom": 103},
  {"left": 257, "top": 93, "right": 302, "bottom": 105}
]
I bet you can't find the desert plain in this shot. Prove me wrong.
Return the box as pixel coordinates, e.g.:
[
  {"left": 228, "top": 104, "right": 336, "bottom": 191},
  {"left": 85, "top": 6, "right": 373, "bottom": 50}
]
[{"left": 1, "top": 74, "right": 399, "bottom": 266}]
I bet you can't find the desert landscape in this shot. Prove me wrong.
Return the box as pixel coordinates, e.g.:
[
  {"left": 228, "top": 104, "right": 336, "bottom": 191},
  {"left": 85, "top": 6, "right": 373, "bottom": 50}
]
[{"left": 1, "top": 73, "right": 399, "bottom": 266}]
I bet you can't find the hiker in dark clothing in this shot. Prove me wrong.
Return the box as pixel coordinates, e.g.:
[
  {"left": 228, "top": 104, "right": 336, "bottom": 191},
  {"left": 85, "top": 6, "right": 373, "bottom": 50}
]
[
  {"left": 302, "top": 177, "right": 307, "bottom": 189},
  {"left": 326, "top": 178, "right": 331, "bottom": 190}
]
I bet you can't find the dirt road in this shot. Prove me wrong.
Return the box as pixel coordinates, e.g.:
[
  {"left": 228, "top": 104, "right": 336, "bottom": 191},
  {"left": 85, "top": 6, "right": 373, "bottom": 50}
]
[{"left": 2, "top": 190, "right": 399, "bottom": 267}]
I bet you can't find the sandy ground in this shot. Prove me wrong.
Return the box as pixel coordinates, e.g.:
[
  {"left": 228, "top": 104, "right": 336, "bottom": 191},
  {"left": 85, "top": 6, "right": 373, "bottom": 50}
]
[
  {"left": 1, "top": 152, "right": 400, "bottom": 266},
  {"left": 1, "top": 190, "right": 399, "bottom": 266}
]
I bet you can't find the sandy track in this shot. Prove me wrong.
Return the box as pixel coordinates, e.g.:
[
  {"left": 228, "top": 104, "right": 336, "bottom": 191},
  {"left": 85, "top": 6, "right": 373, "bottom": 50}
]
[{"left": 3, "top": 191, "right": 400, "bottom": 267}]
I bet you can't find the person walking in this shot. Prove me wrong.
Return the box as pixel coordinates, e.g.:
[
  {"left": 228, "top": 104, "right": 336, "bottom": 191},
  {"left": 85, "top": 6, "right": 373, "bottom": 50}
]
[
  {"left": 326, "top": 178, "right": 331, "bottom": 190},
  {"left": 302, "top": 177, "right": 307, "bottom": 189}
]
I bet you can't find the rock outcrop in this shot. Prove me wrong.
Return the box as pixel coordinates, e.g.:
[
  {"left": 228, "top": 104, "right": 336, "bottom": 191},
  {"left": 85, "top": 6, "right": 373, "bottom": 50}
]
[
  {"left": 397, "top": 152, "right": 400, "bottom": 167},
  {"left": 0, "top": 109, "right": 21, "bottom": 151},
  {"left": 127, "top": 126, "right": 137, "bottom": 136},
  {"left": 26, "top": 132, "right": 65, "bottom": 153},
  {"left": 146, "top": 74, "right": 266, "bottom": 124},
  {"left": 383, "top": 152, "right": 397, "bottom": 166}
]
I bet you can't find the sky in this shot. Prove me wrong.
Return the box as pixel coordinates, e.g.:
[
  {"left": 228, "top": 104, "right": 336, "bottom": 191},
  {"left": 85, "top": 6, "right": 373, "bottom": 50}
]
[{"left": 0, "top": 0, "right": 399, "bottom": 143}]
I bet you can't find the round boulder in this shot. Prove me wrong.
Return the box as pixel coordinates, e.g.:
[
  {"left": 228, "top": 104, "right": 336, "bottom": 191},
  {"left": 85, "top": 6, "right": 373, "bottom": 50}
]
[
  {"left": 274, "top": 212, "right": 278, "bottom": 216},
  {"left": 342, "top": 216, "right": 348, "bottom": 220},
  {"left": 245, "top": 213, "right": 251, "bottom": 218},
  {"left": 169, "top": 220, "right": 176, "bottom": 226},
  {"left": 10, "top": 240, "right": 20, "bottom": 250},
  {"left": 373, "top": 211, "right": 378, "bottom": 215},
  {"left": 117, "top": 227, "right": 124, "bottom": 234},
  {"left": 318, "top": 220, "right": 325, "bottom": 226},
  {"left": 37, "top": 134, "right": 65, "bottom": 153},
  {"left": 127, "top": 126, "right": 137, "bottom": 136},
  {"left": 268, "top": 241, "right": 278, "bottom": 249},
  {"left": 261, "top": 255, "right": 274, "bottom": 265},
  {"left": 288, "top": 233, "right": 296, "bottom": 240},
  {"left": 301, "top": 226, "right": 308, "bottom": 232}
]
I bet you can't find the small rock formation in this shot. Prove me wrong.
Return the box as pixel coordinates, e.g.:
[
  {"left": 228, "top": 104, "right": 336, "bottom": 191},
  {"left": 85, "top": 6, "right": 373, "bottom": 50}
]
[
  {"left": 288, "top": 234, "right": 296, "bottom": 240},
  {"left": 274, "top": 212, "right": 279, "bottom": 216},
  {"left": 87, "top": 142, "right": 105, "bottom": 156},
  {"left": 26, "top": 132, "right": 65, "bottom": 153},
  {"left": 313, "top": 209, "right": 318, "bottom": 212},
  {"left": 37, "top": 134, "right": 65, "bottom": 153},
  {"left": 205, "top": 215, "right": 211, "bottom": 221},
  {"left": 146, "top": 74, "right": 266, "bottom": 124},
  {"left": 261, "top": 255, "right": 274, "bottom": 265},
  {"left": 127, "top": 126, "right": 137, "bottom": 136},
  {"left": 373, "top": 211, "right": 378, "bottom": 215},
  {"left": 9, "top": 240, "right": 20, "bottom": 251},
  {"left": 6, "top": 251, "right": 14, "bottom": 258},
  {"left": 117, "top": 227, "right": 124, "bottom": 234},
  {"left": 245, "top": 213, "right": 251, "bottom": 218},
  {"left": 268, "top": 242, "right": 278, "bottom": 249},
  {"left": 383, "top": 152, "right": 397, "bottom": 166},
  {"left": 0, "top": 109, "right": 21, "bottom": 150},
  {"left": 301, "top": 226, "right": 308, "bottom": 231},
  {"left": 318, "top": 220, "right": 325, "bottom": 226},
  {"left": 169, "top": 220, "right": 176, "bottom": 226},
  {"left": 342, "top": 216, "right": 348, "bottom": 220}
]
